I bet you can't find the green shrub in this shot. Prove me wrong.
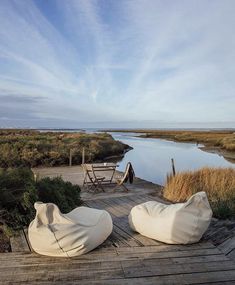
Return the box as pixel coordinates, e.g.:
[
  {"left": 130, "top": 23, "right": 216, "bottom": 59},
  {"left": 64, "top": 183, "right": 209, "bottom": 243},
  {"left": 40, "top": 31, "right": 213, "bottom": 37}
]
[
  {"left": 36, "top": 177, "right": 82, "bottom": 213},
  {"left": 0, "top": 168, "right": 82, "bottom": 236},
  {"left": 0, "top": 168, "right": 38, "bottom": 232}
]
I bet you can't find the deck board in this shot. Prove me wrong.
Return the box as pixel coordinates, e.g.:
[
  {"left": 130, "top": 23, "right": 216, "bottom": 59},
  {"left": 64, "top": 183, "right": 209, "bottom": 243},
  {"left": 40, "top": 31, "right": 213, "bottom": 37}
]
[
  {"left": 3, "top": 166, "right": 235, "bottom": 284},
  {"left": 10, "top": 230, "right": 31, "bottom": 253},
  {"left": 0, "top": 246, "right": 235, "bottom": 284}
]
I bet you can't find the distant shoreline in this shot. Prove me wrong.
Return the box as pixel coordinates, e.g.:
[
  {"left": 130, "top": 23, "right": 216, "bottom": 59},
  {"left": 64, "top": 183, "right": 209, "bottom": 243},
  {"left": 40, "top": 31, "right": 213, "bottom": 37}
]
[
  {"left": 0, "top": 127, "right": 234, "bottom": 132},
  {"left": 103, "top": 129, "right": 235, "bottom": 163},
  {"left": 0, "top": 128, "right": 234, "bottom": 163}
]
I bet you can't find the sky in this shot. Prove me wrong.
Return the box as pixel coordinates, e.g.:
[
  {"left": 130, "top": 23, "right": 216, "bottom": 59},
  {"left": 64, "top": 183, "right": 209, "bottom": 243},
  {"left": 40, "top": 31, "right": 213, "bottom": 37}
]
[{"left": 0, "top": 0, "right": 235, "bottom": 129}]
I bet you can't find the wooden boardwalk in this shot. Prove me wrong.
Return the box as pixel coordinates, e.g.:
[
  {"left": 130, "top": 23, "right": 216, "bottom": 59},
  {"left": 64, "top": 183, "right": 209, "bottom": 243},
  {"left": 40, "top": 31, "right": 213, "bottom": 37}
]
[{"left": 1, "top": 166, "right": 235, "bottom": 284}]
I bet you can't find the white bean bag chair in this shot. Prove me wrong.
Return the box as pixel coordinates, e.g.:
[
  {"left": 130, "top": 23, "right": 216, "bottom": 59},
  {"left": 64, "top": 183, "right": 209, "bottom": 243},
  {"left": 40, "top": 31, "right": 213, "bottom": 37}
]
[
  {"left": 28, "top": 202, "right": 113, "bottom": 257},
  {"left": 129, "top": 192, "right": 212, "bottom": 244}
]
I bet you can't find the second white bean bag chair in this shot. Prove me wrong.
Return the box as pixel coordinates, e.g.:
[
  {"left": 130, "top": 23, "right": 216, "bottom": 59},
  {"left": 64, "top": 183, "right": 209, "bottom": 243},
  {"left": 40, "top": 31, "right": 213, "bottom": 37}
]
[
  {"left": 129, "top": 192, "right": 212, "bottom": 244},
  {"left": 28, "top": 202, "right": 113, "bottom": 257}
]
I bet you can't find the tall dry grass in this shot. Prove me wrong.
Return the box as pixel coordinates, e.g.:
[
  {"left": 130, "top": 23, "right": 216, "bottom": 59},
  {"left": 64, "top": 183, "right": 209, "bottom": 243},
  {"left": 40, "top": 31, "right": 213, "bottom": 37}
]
[{"left": 164, "top": 167, "right": 235, "bottom": 219}]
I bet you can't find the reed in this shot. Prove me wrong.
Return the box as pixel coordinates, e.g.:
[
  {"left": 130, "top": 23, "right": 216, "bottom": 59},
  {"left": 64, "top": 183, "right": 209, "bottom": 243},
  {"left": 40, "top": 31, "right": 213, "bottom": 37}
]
[{"left": 164, "top": 167, "right": 235, "bottom": 218}]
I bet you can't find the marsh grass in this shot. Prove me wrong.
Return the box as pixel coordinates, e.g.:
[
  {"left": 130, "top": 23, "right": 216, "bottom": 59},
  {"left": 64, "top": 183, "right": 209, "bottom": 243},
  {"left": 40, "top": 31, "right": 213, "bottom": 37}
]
[
  {"left": 145, "top": 131, "right": 235, "bottom": 152},
  {"left": 164, "top": 167, "right": 235, "bottom": 219},
  {"left": 107, "top": 129, "right": 235, "bottom": 153},
  {"left": 0, "top": 130, "right": 129, "bottom": 167}
]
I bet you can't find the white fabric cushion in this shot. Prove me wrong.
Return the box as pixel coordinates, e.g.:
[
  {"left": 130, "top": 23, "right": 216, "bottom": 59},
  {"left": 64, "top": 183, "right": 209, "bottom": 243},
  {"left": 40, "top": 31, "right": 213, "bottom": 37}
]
[
  {"left": 129, "top": 192, "right": 212, "bottom": 244},
  {"left": 28, "top": 202, "right": 113, "bottom": 257}
]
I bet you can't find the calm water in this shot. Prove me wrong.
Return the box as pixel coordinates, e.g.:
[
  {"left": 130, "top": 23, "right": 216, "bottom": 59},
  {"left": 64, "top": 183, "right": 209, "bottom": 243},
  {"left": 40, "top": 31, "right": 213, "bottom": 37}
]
[{"left": 110, "top": 132, "right": 235, "bottom": 186}]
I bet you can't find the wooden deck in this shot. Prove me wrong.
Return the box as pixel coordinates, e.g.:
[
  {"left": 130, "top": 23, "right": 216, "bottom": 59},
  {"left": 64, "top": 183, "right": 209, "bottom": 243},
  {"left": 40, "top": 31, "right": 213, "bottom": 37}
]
[{"left": 1, "top": 166, "right": 235, "bottom": 284}]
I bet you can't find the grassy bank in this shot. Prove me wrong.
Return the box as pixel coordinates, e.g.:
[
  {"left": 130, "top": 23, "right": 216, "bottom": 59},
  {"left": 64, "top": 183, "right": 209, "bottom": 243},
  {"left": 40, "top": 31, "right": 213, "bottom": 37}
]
[
  {"left": 142, "top": 130, "right": 235, "bottom": 152},
  {"left": 104, "top": 129, "right": 235, "bottom": 161},
  {"left": 164, "top": 167, "right": 235, "bottom": 219},
  {"left": 0, "top": 130, "right": 130, "bottom": 167}
]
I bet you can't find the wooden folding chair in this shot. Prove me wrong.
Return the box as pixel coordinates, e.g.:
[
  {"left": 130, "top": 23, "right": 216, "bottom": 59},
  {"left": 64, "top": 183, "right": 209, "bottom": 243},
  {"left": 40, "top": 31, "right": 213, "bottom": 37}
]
[{"left": 82, "top": 164, "right": 105, "bottom": 192}]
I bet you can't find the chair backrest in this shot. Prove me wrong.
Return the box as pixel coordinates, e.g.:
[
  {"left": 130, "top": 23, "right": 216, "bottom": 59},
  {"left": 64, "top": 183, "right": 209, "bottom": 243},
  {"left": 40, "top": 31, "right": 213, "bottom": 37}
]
[
  {"left": 81, "top": 163, "right": 88, "bottom": 178},
  {"left": 82, "top": 164, "right": 94, "bottom": 183},
  {"left": 119, "top": 162, "right": 135, "bottom": 185}
]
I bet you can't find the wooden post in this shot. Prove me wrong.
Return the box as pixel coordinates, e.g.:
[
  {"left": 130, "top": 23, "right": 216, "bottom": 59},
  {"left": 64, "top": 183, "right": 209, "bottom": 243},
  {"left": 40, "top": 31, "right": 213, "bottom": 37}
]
[
  {"left": 34, "top": 173, "right": 38, "bottom": 182},
  {"left": 82, "top": 147, "right": 85, "bottom": 164},
  {"left": 69, "top": 149, "right": 72, "bottom": 167},
  {"left": 171, "top": 158, "right": 176, "bottom": 176}
]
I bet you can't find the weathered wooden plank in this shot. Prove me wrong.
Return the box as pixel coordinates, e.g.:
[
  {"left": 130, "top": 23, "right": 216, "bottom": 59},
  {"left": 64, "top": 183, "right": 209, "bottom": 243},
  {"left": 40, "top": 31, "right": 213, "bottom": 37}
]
[
  {"left": 51, "top": 271, "right": 235, "bottom": 285},
  {"left": 1, "top": 245, "right": 234, "bottom": 284},
  {"left": 23, "top": 228, "right": 33, "bottom": 252},
  {"left": 0, "top": 259, "right": 123, "bottom": 274},
  {"left": 116, "top": 241, "right": 215, "bottom": 253},
  {"left": 104, "top": 198, "right": 131, "bottom": 215},
  {"left": 111, "top": 198, "right": 135, "bottom": 215},
  {"left": 84, "top": 199, "right": 104, "bottom": 210},
  {"left": 198, "top": 282, "right": 235, "bottom": 285},
  {"left": 112, "top": 225, "right": 142, "bottom": 247},
  {"left": 122, "top": 259, "right": 235, "bottom": 278},
  {"left": 171, "top": 253, "right": 228, "bottom": 264},
  {"left": 116, "top": 248, "right": 223, "bottom": 259},
  {"left": 228, "top": 249, "right": 235, "bottom": 261},
  {"left": 10, "top": 230, "right": 31, "bottom": 253},
  {"left": 0, "top": 246, "right": 224, "bottom": 269},
  {"left": 17, "top": 279, "right": 235, "bottom": 285},
  {"left": 97, "top": 198, "right": 126, "bottom": 218},
  {"left": 0, "top": 242, "right": 219, "bottom": 264},
  {"left": 89, "top": 253, "right": 228, "bottom": 271},
  {"left": 112, "top": 195, "right": 137, "bottom": 207},
  {"left": 1, "top": 257, "right": 233, "bottom": 284},
  {"left": 127, "top": 194, "right": 164, "bottom": 205},
  {"left": 3, "top": 268, "right": 235, "bottom": 285},
  {"left": 218, "top": 236, "right": 235, "bottom": 255},
  {"left": 0, "top": 265, "right": 125, "bottom": 283}
]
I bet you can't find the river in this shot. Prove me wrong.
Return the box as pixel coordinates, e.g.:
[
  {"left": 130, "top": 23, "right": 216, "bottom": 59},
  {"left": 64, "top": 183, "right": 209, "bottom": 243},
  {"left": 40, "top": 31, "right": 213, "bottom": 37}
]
[{"left": 110, "top": 132, "right": 235, "bottom": 186}]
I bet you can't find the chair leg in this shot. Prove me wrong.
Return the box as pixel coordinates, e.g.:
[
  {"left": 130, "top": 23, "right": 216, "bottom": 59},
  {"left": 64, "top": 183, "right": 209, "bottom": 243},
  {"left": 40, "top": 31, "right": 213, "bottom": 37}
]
[
  {"left": 121, "top": 184, "right": 129, "bottom": 192},
  {"left": 85, "top": 183, "right": 95, "bottom": 193},
  {"left": 113, "top": 182, "right": 129, "bottom": 192},
  {"left": 83, "top": 177, "right": 99, "bottom": 192},
  {"left": 95, "top": 179, "right": 105, "bottom": 192}
]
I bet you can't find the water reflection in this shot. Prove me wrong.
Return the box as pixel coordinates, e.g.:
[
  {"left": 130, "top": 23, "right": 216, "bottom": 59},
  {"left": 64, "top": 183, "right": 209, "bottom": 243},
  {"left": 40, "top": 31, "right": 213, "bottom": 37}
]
[{"left": 111, "top": 133, "right": 235, "bottom": 186}]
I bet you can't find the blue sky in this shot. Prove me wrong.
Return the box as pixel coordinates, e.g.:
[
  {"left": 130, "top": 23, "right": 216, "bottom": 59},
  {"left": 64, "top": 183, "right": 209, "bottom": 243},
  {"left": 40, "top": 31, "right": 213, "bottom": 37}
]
[{"left": 0, "top": 0, "right": 235, "bottom": 128}]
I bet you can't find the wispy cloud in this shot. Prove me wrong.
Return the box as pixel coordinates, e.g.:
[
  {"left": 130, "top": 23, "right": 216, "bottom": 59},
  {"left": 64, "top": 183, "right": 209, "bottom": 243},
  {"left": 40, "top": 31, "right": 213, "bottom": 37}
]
[
  {"left": 0, "top": 0, "right": 234, "bottom": 127},
  {"left": 0, "top": 90, "right": 45, "bottom": 123}
]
